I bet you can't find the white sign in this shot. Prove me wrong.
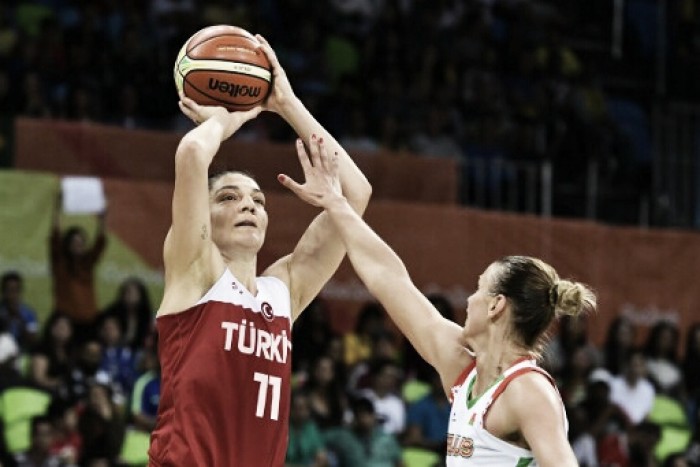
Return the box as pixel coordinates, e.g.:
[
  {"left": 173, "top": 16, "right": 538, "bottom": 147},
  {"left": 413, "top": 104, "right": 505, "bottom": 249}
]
[{"left": 61, "top": 176, "right": 106, "bottom": 214}]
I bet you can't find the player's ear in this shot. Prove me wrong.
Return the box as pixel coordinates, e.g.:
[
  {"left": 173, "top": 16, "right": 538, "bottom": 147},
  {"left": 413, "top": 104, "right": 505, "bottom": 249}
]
[{"left": 487, "top": 294, "right": 506, "bottom": 319}]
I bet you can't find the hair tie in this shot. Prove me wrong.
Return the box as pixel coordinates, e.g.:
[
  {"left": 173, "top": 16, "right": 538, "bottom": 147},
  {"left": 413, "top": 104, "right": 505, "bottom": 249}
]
[{"left": 549, "top": 284, "right": 558, "bottom": 308}]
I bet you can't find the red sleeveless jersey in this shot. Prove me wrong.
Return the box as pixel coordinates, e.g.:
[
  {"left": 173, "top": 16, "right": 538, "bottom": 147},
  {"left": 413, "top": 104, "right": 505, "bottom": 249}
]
[{"left": 149, "top": 270, "right": 292, "bottom": 466}]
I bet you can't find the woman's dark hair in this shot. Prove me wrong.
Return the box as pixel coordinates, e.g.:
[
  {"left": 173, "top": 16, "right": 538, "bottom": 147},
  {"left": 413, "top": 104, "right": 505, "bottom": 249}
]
[
  {"left": 207, "top": 170, "right": 258, "bottom": 191},
  {"left": 101, "top": 277, "right": 153, "bottom": 349},
  {"left": 40, "top": 312, "right": 73, "bottom": 347},
  {"left": 355, "top": 301, "right": 384, "bottom": 335},
  {"left": 427, "top": 293, "right": 454, "bottom": 321},
  {"left": 644, "top": 320, "right": 679, "bottom": 361},
  {"left": 0, "top": 270, "right": 22, "bottom": 292},
  {"left": 61, "top": 226, "right": 87, "bottom": 254},
  {"left": 604, "top": 316, "right": 635, "bottom": 375}
]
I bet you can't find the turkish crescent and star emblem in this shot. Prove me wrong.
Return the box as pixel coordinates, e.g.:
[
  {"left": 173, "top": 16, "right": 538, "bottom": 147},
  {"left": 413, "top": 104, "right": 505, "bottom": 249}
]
[{"left": 260, "top": 302, "right": 275, "bottom": 321}]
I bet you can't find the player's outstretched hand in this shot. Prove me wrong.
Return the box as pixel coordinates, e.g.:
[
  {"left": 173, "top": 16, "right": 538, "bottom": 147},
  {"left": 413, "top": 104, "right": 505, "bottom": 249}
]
[
  {"left": 255, "top": 34, "right": 296, "bottom": 114},
  {"left": 278, "top": 135, "right": 343, "bottom": 209}
]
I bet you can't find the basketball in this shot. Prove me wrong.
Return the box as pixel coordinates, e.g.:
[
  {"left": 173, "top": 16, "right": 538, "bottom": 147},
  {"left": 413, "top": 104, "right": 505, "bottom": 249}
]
[{"left": 174, "top": 25, "right": 272, "bottom": 111}]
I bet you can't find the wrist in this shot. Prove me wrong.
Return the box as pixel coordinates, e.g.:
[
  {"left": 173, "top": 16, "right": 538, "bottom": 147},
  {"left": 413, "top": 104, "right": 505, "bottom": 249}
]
[{"left": 325, "top": 194, "right": 349, "bottom": 213}]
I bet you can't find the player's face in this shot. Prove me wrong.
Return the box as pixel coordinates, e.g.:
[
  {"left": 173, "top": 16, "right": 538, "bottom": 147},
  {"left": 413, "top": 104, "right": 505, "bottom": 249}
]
[
  {"left": 210, "top": 173, "right": 268, "bottom": 252},
  {"left": 462, "top": 263, "right": 500, "bottom": 340}
]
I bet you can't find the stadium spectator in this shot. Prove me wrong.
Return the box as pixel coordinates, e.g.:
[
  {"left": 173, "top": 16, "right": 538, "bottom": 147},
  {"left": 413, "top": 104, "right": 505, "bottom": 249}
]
[
  {"left": 50, "top": 193, "right": 107, "bottom": 344},
  {"left": 0, "top": 271, "right": 39, "bottom": 351},
  {"left": 683, "top": 323, "right": 700, "bottom": 433},
  {"left": 0, "top": 331, "right": 26, "bottom": 391},
  {"left": 30, "top": 313, "right": 74, "bottom": 397},
  {"left": 100, "top": 277, "right": 153, "bottom": 351},
  {"left": 14, "top": 415, "right": 70, "bottom": 467},
  {"left": 604, "top": 316, "right": 637, "bottom": 376},
  {"left": 610, "top": 350, "right": 656, "bottom": 425},
  {"left": 47, "top": 399, "right": 81, "bottom": 466},
  {"left": 359, "top": 358, "right": 406, "bottom": 436},
  {"left": 286, "top": 391, "right": 330, "bottom": 467},
  {"left": 96, "top": 315, "right": 137, "bottom": 402},
  {"left": 323, "top": 396, "right": 403, "bottom": 467},
  {"left": 78, "top": 382, "right": 125, "bottom": 465},
  {"left": 644, "top": 320, "right": 683, "bottom": 394},
  {"left": 402, "top": 369, "right": 450, "bottom": 453},
  {"left": 304, "top": 355, "right": 348, "bottom": 431},
  {"left": 129, "top": 346, "right": 160, "bottom": 433}
]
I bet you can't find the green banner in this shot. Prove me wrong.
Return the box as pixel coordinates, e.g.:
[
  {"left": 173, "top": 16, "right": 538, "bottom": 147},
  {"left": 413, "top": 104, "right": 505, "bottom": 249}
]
[{"left": 0, "top": 170, "right": 163, "bottom": 328}]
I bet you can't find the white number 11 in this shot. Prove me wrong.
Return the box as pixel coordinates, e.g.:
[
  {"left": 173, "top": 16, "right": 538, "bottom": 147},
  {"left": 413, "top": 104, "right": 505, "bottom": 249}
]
[{"left": 253, "top": 372, "right": 281, "bottom": 420}]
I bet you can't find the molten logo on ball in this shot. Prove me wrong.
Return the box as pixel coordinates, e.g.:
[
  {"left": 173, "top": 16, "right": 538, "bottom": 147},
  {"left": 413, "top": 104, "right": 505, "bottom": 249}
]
[{"left": 209, "top": 78, "right": 263, "bottom": 98}]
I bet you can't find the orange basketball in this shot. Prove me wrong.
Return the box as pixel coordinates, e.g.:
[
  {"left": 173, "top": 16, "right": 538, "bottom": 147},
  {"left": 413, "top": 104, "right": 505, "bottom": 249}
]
[{"left": 174, "top": 25, "right": 272, "bottom": 111}]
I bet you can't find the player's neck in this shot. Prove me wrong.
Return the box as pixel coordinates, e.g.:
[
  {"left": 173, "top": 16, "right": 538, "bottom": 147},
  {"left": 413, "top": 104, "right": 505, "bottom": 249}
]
[
  {"left": 473, "top": 336, "right": 530, "bottom": 392},
  {"left": 224, "top": 254, "right": 258, "bottom": 296}
]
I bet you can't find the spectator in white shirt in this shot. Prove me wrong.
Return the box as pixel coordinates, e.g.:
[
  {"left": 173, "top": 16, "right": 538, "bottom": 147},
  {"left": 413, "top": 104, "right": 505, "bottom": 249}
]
[
  {"left": 609, "top": 350, "right": 656, "bottom": 425},
  {"left": 359, "top": 358, "right": 406, "bottom": 435}
]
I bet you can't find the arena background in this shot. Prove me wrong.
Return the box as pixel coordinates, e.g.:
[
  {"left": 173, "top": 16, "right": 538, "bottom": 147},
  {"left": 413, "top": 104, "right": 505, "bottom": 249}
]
[{"left": 3, "top": 117, "right": 696, "bottom": 348}]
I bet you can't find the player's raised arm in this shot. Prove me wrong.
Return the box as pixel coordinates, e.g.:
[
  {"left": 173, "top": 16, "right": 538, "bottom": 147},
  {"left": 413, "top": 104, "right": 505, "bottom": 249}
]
[
  {"left": 159, "top": 98, "right": 261, "bottom": 315},
  {"left": 256, "top": 35, "right": 372, "bottom": 320},
  {"left": 280, "top": 138, "right": 470, "bottom": 389}
]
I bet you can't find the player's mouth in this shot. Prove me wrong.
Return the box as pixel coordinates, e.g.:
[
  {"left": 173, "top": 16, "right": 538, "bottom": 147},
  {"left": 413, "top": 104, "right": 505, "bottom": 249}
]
[{"left": 235, "top": 220, "right": 257, "bottom": 228}]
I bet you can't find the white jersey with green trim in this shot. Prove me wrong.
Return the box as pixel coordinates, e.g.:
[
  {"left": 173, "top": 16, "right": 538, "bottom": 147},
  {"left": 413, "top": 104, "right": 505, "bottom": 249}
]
[{"left": 445, "top": 358, "right": 566, "bottom": 466}]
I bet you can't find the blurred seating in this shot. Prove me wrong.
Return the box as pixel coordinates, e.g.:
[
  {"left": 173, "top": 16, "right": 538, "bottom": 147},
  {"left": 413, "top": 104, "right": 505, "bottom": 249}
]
[
  {"left": 646, "top": 395, "right": 692, "bottom": 463},
  {"left": 118, "top": 428, "right": 151, "bottom": 467},
  {"left": 0, "top": 386, "right": 51, "bottom": 453},
  {"left": 402, "top": 447, "right": 441, "bottom": 467}
]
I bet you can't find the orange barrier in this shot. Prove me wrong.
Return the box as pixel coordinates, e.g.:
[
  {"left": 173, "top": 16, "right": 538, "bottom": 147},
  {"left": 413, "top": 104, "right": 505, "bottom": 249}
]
[
  {"left": 98, "top": 177, "right": 700, "bottom": 349},
  {"left": 14, "top": 118, "right": 459, "bottom": 204},
  {"left": 13, "top": 118, "right": 698, "bottom": 349}
]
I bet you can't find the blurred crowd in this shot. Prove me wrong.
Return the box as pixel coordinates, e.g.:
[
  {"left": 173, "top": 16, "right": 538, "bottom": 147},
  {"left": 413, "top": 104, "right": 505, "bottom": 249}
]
[
  {"left": 0, "top": 197, "right": 697, "bottom": 467},
  {"left": 0, "top": 192, "right": 699, "bottom": 466},
  {"left": 4, "top": 0, "right": 700, "bottom": 222},
  {"left": 2, "top": 250, "right": 700, "bottom": 466},
  {"left": 1, "top": 1, "right": 700, "bottom": 464}
]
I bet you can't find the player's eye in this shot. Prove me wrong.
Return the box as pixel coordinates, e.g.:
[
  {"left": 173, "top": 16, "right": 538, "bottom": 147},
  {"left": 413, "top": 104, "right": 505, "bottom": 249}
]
[{"left": 254, "top": 198, "right": 265, "bottom": 206}]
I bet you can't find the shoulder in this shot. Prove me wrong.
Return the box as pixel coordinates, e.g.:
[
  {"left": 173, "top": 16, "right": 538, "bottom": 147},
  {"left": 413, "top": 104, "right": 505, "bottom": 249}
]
[
  {"left": 501, "top": 369, "right": 562, "bottom": 420},
  {"left": 505, "top": 368, "right": 558, "bottom": 397}
]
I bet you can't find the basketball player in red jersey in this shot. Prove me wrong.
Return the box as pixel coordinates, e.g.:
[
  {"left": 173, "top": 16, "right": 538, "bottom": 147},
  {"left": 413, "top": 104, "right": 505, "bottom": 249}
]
[
  {"left": 282, "top": 142, "right": 597, "bottom": 466},
  {"left": 147, "top": 35, "right": 371, "bottom": 467}
]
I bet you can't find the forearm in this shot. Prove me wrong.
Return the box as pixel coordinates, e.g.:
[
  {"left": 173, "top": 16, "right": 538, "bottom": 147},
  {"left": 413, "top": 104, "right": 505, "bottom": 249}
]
[
  {"left": 279, "top": 98, "right": 371, "bottom": 212},
  {"left": 325, "top": 197, "right": 409, "bottom": 292}
]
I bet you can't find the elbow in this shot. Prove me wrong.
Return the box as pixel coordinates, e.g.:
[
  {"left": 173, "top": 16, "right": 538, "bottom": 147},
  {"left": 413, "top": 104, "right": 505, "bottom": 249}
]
[
  {"left": 362, "top": 179, "right": 373, "bottom": 204},
  {"left": 350, "top": 179, "right": 373, "bottom": 214}
]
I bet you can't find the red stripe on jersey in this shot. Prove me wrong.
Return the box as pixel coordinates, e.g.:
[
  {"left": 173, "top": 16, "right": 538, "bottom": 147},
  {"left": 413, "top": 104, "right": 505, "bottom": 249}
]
[{"left": 482, "top": 365, "right": 556, "bottom": 426}]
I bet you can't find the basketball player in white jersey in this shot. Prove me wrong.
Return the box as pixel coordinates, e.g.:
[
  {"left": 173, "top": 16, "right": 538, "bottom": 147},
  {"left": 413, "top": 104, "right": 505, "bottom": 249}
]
[{"left": 281, "top": 141, "right": 596, "bottom": 466}]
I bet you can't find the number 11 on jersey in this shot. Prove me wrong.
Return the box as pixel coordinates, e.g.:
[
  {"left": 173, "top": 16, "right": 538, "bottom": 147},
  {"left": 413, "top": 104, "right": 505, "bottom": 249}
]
[{"left": 253, "top": 372, "right": 281, "bottom": 420}]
